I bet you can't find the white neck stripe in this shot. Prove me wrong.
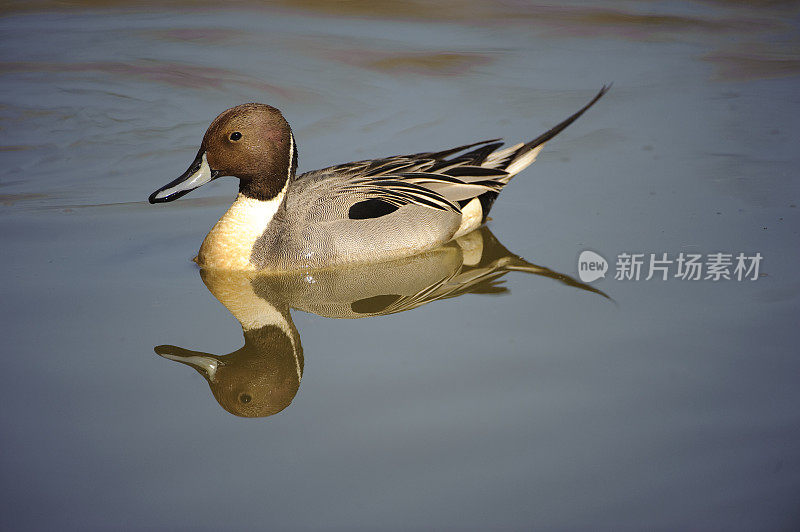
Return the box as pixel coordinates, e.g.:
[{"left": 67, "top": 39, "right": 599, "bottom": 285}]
[{"left": 287, "top": 131, "right": 295, "bottom": 182}]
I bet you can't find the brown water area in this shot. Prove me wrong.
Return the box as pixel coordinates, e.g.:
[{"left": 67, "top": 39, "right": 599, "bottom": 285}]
[{"left": 1, "top": 1, "right": 799, "bottom": 529}]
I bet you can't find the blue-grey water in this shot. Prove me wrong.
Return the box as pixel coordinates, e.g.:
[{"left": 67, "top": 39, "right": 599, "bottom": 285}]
[{"left": 1, "top": 1, "right": 799, "bottom": 529}]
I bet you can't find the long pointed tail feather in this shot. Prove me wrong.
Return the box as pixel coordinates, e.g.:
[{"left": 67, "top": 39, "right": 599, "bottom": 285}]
[{"left": 499, "top": 84, "right": 611, "bottom": 176}]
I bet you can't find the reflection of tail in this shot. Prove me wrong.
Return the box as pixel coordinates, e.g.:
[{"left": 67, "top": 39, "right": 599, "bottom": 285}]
[
  {"left": 453, "top": 227, "right": 611, "bottom": 300},
  {"left": 502, "top": 258, "right": 611, "bottom": 300},
  {"left": 372, "top": 227, "right": 611, "bottom": 310}
]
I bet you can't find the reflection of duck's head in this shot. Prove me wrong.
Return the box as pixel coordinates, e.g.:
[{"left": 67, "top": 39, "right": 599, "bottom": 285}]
[{"left": 155, "top": 322, "right": 302, "bottom": 418}]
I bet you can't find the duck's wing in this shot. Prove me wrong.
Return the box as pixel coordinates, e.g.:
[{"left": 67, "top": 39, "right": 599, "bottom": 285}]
[
  {"left": 295, "top": 138, "right": 509, "bottom": 213},
  {"left": 283, "top": 147, "right": 511, "bottom": 267}
]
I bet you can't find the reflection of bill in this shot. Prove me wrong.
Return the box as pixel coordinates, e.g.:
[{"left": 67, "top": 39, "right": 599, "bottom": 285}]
[
  {"left": 154, "top": 227, "right": 609, "bottom": 418},
  {"left": 577, "top": 250, "right": 608, "bottom": 283}
]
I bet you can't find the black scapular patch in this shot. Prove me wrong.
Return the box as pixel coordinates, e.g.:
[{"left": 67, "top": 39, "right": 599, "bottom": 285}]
[{"left": 348, "top": 199, "right": 399, "bottom": 220}]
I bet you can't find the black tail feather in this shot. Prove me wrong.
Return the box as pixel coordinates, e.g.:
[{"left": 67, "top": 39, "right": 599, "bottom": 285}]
[{"left": 506, "top": 84, "right": 611, "bottom": 168}]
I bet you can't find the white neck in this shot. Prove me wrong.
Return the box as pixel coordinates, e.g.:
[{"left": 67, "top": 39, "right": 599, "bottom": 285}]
[
  {"left": 197, "top": 189, "right": 286, "bottom": 270},
  {"left": 198, "top": 132, "right": 294, "bottom": 271}
]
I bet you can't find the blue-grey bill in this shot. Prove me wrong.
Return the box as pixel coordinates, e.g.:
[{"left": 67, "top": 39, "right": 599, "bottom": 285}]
[{"left": 149, "top": 151, "right": 219, "bottom": 203}]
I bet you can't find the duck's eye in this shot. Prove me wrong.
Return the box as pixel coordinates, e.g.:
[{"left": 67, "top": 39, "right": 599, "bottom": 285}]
[
  {"left": 239, "top": 393, "right": 252, "bottom": 404},
  {"left": 229, "top": 131, "right": 242, "bottom": 141}
]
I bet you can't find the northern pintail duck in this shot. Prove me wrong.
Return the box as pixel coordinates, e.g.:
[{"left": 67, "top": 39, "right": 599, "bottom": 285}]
[{"left": 149, "top": 86, "right": 609, "bottom": 271}]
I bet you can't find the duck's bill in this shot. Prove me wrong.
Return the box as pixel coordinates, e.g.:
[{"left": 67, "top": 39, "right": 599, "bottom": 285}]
[
  {"left": 149, "top": 151, "right": 220, "bottom": 203},
  {"left": 155, "top": 344, "right": 221, "bottom": 380}
]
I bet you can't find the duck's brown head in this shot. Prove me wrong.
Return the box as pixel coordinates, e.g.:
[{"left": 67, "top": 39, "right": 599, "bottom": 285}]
[{"left": 149, "top": 103, "right": 297, "bottom": 204}]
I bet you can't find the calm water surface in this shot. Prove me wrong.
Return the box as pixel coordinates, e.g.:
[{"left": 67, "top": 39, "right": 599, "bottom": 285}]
[{"left": 1, "top": 1, "right": 799, "bottom": 529}]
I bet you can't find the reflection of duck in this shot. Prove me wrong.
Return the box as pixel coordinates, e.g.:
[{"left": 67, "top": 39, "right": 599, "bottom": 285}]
[
  {"left": 148, "top": 87, "right": 608, "bottom": 271},
  {"left": 155, "top": 227, "right": 607, "bottom": 418}
]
